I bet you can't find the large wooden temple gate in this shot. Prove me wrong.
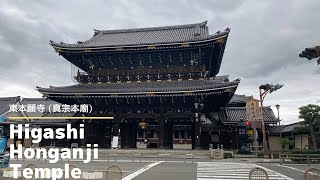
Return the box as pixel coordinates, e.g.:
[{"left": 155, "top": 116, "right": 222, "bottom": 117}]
[{"left": 36, "top": 21, "right": 245, "bottom": 149}]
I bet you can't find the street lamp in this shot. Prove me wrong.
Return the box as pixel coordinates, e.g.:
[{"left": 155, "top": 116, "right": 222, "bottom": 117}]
[
  {"left": 275, "top": 104, "right": 280, "bottom": 125},
  {"left": 259, "top": 84, "right": 284, "bottom": 160}
]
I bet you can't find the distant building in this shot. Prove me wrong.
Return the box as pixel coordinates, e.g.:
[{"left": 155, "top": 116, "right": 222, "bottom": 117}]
[{"left": 268, "top": 122, "right": 309, "bottom": 151}]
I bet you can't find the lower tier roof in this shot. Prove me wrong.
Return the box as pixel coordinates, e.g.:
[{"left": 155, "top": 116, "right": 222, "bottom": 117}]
[
  {"left": 37, "top": 78, "right": 239, "bottom": 95},
  {"left": 219, "top": 107, "right": 279, "bottom": 124},
  {"left": 0, "top": 96, "right": 20, "bottom": 115}
]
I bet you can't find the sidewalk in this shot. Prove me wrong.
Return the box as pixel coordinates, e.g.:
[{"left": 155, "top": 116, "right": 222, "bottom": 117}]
[
  {"left": 219, "top": 157, "right": 280, "bottom": 163},
  {"left": 96, "top": 148, "right": 211, "bottom": 159}
]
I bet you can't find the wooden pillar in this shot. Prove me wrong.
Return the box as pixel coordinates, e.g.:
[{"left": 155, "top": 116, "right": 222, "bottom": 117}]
[
  {"left": 120, "top": 120, "right": 127, "bottom": 148},
  {"left": 130, "top": 120, "right": 137, "bottom": 148},
  {"left": 165, "top": 121, "right": 173, "bottom": 148},
  {"left": 194, "top": 121, "right": 201, "bottom": 149},
  {"left": 158, "top": 114, "right": 172, "bottom": 149},
  {"left": 120, "top": 119, "right": 137, "bottom": 148},
  {"left": 158, "top": 114, "right": 166, "bottom": 148},
  {"left": 113, "top": 117, "right": 120, "bottom": 136},
  {"left": 193, "top": 110, "right": 201, "bottom": 149}
]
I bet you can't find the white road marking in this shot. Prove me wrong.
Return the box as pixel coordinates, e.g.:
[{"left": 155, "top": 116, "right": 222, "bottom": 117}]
[
  {"left": 11, "top": 159, "right": 156, "bottom": 163},
  {"left": 275, "top": 164, "right": 305, "bottom": 173},
  {"left": 197, "top": 162, "right": 294, "bottom": 180},
  {"left": 122, "top": 161, "right": 162, "bottom": 180}
]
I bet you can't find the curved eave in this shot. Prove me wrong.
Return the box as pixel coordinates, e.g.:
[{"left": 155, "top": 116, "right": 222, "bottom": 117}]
[
  {"left": 49, "top": 31, "right": 230, "bottom": 51},
  {"left": 37, "top": 83, "right": 238, "bottom": 96}
]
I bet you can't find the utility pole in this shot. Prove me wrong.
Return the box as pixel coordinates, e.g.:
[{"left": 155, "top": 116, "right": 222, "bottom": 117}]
[{"left": 276, "top": 104, "right": 280, "bottom": 125}]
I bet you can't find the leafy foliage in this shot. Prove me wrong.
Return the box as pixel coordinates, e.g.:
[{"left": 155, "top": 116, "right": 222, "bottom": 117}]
[
  {"left": 299, "top": 104, "right": 320, "bottom": 149},
  {"left": 287, "top": 150, "right": 320, "bottom": 154},
  {"left": 299, "top": 104, "right": 320, "bottom": 123},
  {"left": 293, "top": 126, "right": 309, "bottom": 134},
  {"left": 281, "top": 138, "right": 294, "bottom": 146}
]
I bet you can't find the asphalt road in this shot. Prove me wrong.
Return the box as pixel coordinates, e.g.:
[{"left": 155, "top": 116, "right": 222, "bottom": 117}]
[
  {"left": 258, "top": 163, "right": 320, "bottom": 180},
  {"left": 0, "top": 159, "right": 318, "bottom": 179}
]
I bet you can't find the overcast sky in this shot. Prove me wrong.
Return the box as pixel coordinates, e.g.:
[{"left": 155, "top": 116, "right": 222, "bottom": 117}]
[{"left": 0, "top": 0, "right": 319, "bottom": 124}]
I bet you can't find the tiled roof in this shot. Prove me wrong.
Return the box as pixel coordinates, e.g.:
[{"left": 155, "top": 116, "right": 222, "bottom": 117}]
[
  {"left": 267, "top": 125, "right": 285, "bottom": 135},
  {"left": 228, "top": 94, "right": 252, "bottom": 104},
  {"left": 20, "top": 98, "right": 59, "bottom": 117},
  {"left": 281, "top": 122, "right": 305, "bottom": 134},
  {"left": 29, "top": 111, "right": 77, "bottom": 124},
  {"left": 219, "top": 107, "right": 279, "bottom": 124},
  {"left": 0, "top": 96, "right": 20, "bottom": 115},
  {"left": 267, "top": 122, "right": 306, "bottom": 135},
  {"left": 50, "top": 21, "right": 230, "bottom": 48},
  {"left": 37, "top": 78, "right": 239, "bottom": 95}
]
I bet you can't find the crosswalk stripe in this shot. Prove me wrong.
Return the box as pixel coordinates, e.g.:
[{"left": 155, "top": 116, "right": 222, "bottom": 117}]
[{"left": 197, "top": 162, "right": 293, "bottom": 180}]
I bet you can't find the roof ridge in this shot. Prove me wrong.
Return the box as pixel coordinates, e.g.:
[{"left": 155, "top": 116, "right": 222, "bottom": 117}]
[
  {"left": 96, "top": 21, "right": 208, "bottom": 34},
  {"left": 225, "top": 106, "right": 271, "bottom": 109},
  {"left": 0, "top": 96, "right": 20, "bottom": 101},
  {"left": 21, "top": 97, "right": 50, "bottom": 101}
]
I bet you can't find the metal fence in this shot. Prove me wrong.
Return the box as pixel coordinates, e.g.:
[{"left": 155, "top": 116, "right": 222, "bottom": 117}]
[
  {"left": 103, "top": 153, "right": 195, "bottom": 163},
  {"left": 12, "top": 152, "right": 195, "bottom": 163},
  {"left": 280, "top": 154, "right": 320, "bottom": 165}
]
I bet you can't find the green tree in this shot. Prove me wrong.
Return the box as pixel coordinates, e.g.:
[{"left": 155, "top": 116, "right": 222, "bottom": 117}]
[
  {"left": 293, "top": 126, "right": 309, "bottom": 135},
  {"left": 299, "top": 104, "right": 320, "bottom": 149},
  {"left": 281, "top": 138, "right": 294, "bottom": 149}
]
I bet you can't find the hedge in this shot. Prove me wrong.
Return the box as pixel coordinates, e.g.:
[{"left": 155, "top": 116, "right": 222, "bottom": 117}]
[{"left": 286, "top": 150, "right": 320, "bottom": 154}]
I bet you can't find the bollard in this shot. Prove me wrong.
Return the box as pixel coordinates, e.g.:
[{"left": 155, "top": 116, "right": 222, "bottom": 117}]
[
  {"left": 192, "top": 154, "right": 194, "bottom": 163},
  {"left": 132, "top": 154, "right": 141, "bottom": 162},
  {"left": 271, "top": 154, "right": 274, "bottom": 159},
  {"left": 184, "top": 154, "right": 194, "bottom": 163},
  {"left": 307, "top": 155, "right": 310, "bottom": 166}
]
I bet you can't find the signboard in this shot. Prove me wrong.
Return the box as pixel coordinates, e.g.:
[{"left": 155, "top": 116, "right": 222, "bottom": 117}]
[
  {"left": 247, "top": 130, "right": 253, "bottom": 135},
  {"left": 111, "top": 136, "right": 119, "bottom": 149},
  {"left": 245, "top": 98, "right": 262, "bottom": 121}
]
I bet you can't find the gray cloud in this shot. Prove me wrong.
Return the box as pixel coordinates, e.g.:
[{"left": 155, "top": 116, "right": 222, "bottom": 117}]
[{"left": 0, "top": 0, "right": 319, "bottom": 124}]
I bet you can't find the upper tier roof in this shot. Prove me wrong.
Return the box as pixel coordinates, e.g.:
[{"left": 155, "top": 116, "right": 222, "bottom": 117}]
[{"left": 50, "top": 21, "right": 230, "bottom": 49}]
